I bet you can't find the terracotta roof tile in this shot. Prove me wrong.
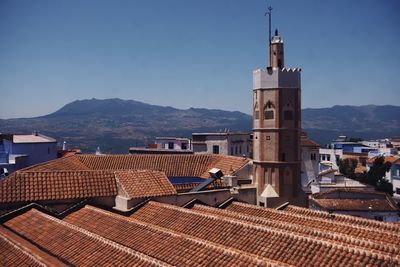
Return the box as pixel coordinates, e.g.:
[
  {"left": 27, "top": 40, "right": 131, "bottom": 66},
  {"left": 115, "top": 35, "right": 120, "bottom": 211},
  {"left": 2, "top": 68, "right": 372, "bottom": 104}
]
[
  {"left": 191, "top": 204, "right": 398, "bottom": 258},
  {"left": 25, "top": 154, "right": 249, "bottom": 178},
  {"left": 115, "top": 170, "right": 176, "bottom": 199},
  {"left": 311, "top": 198, "right": 399, "bottom": 212},
  {"left": 0, "top": 171, "right": 118, "bottom": 204},
  {"left": 63, "top": 205, "right": 278, "bottom": 267},
  {"left": 300, "top": 135, "right": 320, "bottom": 148},
  {"left": 22, "top": 155, "right": 90, "bottom": 171},
  {"left": 3, "top": 209, "right": 170, "bottom": 267},
  {"left": 284, "top": 204, "right": 400, "bottom": 233},
  {"left": 226, "top": 202, "right": 400, "bottom": 248},
  {"left": 130, "top": 201, "right": 399, "bottom": 266}
]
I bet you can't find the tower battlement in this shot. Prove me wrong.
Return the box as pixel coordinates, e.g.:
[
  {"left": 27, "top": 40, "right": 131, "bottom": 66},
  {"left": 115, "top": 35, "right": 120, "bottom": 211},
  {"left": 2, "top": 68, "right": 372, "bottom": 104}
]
[{"left": 253, "top": 67, "right": 301, "bottom": 89}]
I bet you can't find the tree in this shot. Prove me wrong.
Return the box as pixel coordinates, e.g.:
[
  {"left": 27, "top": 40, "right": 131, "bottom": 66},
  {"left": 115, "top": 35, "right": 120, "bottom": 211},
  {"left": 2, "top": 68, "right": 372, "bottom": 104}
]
[
  {"left": 365, "top": 156, "right": 393, "bottom": 194},
  {"left": 338, "top": 158, "right": 358, "bottom": 178}
]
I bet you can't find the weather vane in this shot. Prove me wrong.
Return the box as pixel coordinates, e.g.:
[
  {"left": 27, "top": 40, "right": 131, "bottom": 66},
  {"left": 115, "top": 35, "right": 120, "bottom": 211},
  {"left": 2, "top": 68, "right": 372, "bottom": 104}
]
[{"left": 265, "top": 5, "right": 273, "bottom": 45}]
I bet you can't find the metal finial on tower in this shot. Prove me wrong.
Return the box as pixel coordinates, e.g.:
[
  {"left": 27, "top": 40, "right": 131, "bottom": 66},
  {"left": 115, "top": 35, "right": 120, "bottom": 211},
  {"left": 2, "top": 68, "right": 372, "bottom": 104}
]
[{"left": 265, "top": 6, "right": 273, "bottom": 45}]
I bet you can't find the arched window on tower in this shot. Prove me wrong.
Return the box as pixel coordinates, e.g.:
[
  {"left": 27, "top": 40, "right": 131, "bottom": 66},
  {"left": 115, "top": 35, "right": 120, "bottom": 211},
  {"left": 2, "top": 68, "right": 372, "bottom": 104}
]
[{"left": 264, "top": 100, "right": 275, "bottom": 120}]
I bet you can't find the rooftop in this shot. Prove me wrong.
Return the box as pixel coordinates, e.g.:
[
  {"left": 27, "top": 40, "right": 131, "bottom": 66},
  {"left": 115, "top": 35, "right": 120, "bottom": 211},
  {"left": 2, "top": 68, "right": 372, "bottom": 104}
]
[
  {"left": 12, "top": 134, "right": 56, "bottom": 144},
  {"left": 1, "top": 201, "right": 398, "bottom": 266},
  {"left": 23, "top": 154, "right": 249, "bottom": 178}
]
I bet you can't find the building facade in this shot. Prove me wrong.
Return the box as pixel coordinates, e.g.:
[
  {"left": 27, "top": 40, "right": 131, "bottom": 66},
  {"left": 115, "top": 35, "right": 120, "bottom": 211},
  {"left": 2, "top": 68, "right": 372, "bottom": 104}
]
[
  {"left": 252, "top": 30, "right": 306, "bottom": 207},
  {"left": 0, "top": 133, "right": 57, "bottom": 175},
  {"left": 192, "top": 132, "right": 252, "bottom": 157}
]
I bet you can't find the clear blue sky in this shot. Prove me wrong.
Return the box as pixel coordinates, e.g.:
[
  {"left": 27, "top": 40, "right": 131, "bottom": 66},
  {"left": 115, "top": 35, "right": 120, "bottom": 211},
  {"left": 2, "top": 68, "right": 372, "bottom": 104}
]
[{"left": 0, "top": 0, "right": 399, "bottom": 119}]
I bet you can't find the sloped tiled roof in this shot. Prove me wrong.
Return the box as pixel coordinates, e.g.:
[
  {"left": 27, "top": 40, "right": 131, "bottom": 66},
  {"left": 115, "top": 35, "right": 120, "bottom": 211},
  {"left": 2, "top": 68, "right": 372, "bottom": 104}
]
[
  {"left": 3, "top": 209, "right": 169, "bottom": 267},
  {"left": 0, "top": 171, "right": 118, "bottom": 204},
  {"left": 191, "top": 204, "right": 399, "bottom": 258},
  {"left": 24, "top": 154, "right": 249, "bottom": 178},
  {"left": 115, "top": 170, "right": 176, "bottom": 199},
  {"left": 0, "top": 226, "right": 67, "bottom": 266},
  {"left": 130, "top": 201, "right": 399, "bottom": 266},
  {"left": 310, "top": 188, "right": 400, "bottom": 212},
  {"left": 284, "top": 204, "right": 400, "bottom": 233},
  {"left": 63, "top": 205, "right": 277, "bottom": 267},
  {"left": 23, "top": 155, "right": 90, "bottom": 172},
  {"left": 300, "top": 135, "right": 319, "bottom": 148},
  {"left": 1, "top": 201, "right": 400, "bottom": 266},
  {"left": 226, "top": 202, "right": 400, "bottom": 247},
  {"left": 311, "top": 198, "right": 399, "bottom": 212}
]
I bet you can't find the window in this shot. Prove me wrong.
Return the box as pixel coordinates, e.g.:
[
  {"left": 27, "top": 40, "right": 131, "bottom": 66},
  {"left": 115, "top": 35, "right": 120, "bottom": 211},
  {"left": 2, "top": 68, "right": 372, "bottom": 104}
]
[
  {"left": 212, "top": 145, "right": 219, "bottom": 154},
  {"left": 239, "top": 146, "right": 242, "bottom": 154},
  {"left": 374, "top": 216, "right": 383, "bottom": 222},
  {"left": 255, "top": 110, "right": 260, "bottom": 119},
  {"left": 396, "top": 188, "right": 400, "bottom": 195},
  {"left": 266, "top": 135, "right": 271, "bottom": 140},
  {"left": 311, "top": 153, "right": 316, "bottom": 160},
  {"left": 281, "top": 153, "right": 286, "bottom": 161},
  {"left": 327, "top": 155, "right": 331, "bottom": 161},
  {"left": 235, "top": 146, "right": 238, "bottom": 155},
  {"left": 48, "top": 146, "right": 50, "bottom": 154},
  {"left": 259, "top": 202, "right": 265, "bottom": 207},
  {"left": 231, "top": 147, "right": 234, "bottom": 155},
  {"left": 284, "top": 110, "right": 293, "bottom": 120},
  {"left": 181, "top": 143, "right": 187, "bottom": 150},
  {"left": 168, "top": 142, "right": 174, "bottom": 149},
  {"left": 264, "top": 110, "right": 274, "bottom": 120}
]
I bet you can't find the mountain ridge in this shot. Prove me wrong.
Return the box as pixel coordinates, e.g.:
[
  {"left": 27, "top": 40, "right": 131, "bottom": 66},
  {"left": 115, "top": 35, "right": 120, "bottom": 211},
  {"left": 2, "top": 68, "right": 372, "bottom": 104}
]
[{"left": 1, "top": 98, "right": 399, "bottom": 153}]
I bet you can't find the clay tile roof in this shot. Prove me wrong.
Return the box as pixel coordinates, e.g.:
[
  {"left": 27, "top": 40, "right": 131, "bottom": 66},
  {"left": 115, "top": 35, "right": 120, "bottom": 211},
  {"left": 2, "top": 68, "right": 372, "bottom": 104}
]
[
  {"left": 130, "top": 201, "right": 400, "bottom": 266},
  {"left": 284, "top": 205, "right": 400, "bottom": 233},
  {"left": 0, "top": 171, "right": 118, "bottom": 204},
  {"left": 24, "top": 154, "right": 250, "bottom": 178},
  {"left": 3, "top": 209, "right": 170, "bottom": 267},
  {"left": 191, "top": 204, "right": 399, "bottom": 258},
  {"left": 301, "top": 135, "right": 320, "bottom": 148},
  {"left": 226, "top": 201, "right": 400, "bottom": 248},
  {"left": 63, "top": 205, "right": 276, "bottom": 267},
  {"left": 22, "top": 155, "right": 90, "bottom": 171},
  {"left": 115, "top": 170, "right": 177, "bottom": 199},
  {"left": 310, "top": 188, "right": 399, "bottom": 212},
  {"left": 0, "top": 226, "right": 67, "bottom": 266},
  {"left": 311, "top": 198, "right": 399, "bottom": 212}
]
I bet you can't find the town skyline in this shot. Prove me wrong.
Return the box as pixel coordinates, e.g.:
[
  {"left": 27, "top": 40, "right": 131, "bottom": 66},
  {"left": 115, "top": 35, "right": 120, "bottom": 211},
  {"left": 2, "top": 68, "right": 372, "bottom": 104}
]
[{"left": 1, "top": 0, "right": 399, "bottom": 119}]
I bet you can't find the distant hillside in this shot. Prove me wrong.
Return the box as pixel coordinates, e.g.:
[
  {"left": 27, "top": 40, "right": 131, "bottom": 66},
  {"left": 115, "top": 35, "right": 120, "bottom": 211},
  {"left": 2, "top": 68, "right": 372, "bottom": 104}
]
[
  {"left": 0, "top": 99, "right": 399, "bottom": 152},
  {"left": 0, "top": 98, "right": 252, "bottom": 153},
  {"left": 303, "top": 105, "right": 400, "bottom": 146}
]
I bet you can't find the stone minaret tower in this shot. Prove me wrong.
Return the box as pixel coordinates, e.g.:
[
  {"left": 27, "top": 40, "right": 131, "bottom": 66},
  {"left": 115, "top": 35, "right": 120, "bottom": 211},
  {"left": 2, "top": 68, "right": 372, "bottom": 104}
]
[{"left": 252, "top": 28, "right": 306, "bottom": 208}]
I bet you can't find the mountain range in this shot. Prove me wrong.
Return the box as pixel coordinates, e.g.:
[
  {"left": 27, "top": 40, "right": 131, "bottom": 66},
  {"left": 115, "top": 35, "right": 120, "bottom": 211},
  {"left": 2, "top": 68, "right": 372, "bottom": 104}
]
[{"left": 1, "top": 98, "right": 399, "bottom": 153}]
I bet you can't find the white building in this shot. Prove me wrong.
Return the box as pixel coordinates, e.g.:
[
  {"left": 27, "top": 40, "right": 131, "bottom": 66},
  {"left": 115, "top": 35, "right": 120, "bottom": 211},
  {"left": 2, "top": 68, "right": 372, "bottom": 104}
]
[
  {"left": 155, "top": 137, "right": 192, "bottom": 151},
  {"left": 319, "top": 147, "right": 343, "bottom": 171}
]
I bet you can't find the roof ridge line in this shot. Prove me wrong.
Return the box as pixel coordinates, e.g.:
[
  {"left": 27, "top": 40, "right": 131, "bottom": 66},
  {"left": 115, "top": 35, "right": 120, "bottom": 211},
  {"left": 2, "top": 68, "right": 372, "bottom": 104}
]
[
  {"left": 0, "top": 231, "right": 48, "bottom": 267},
  {"left": 147, "top": 202, "right": 399, "bottom": 263},
  {"left": 31, "top": 209, "right": 171, "bottom": 267},
  {"left": 233, "top": 202, "right": 400, "bottom": 237},
  {"left": 192, "top": 204, "right": 398, "bottom": 258},
  {"left": 286, "top": 204, "right": 400, "bottom": 231},
  {"left": 84, "top": 205, "right": 285, "bottom": 267}
]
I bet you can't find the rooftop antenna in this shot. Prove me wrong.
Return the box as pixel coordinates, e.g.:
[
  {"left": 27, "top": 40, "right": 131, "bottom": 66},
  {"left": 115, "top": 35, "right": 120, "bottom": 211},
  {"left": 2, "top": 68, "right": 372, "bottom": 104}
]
[
  {"left": 265, "top": 5, "right": 273, "bottom": 46},
  {"left": 265, "top": 5, "right": 273, "bottom": 67}
]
